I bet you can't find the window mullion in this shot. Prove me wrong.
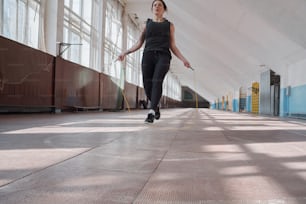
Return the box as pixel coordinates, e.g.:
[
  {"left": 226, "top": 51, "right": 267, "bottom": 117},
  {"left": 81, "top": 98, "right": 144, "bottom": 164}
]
[
  {"left": 80, "top": 0, "right": 83, "bottom": 64},
  {"left": 25, "top": 0, "right": 30, "bottom": 45},
  {"left": 0, "top": 0, "right": 3, "bottom": 34},
  {"left": 15, "top": 0, "right": 19, "bottom": 41}
]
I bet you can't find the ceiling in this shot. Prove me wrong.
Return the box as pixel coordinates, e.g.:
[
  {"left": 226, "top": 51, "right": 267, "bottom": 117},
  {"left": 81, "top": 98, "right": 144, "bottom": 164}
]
[{"left": 125, "top": 0, "right": 306, "bottom": 102}]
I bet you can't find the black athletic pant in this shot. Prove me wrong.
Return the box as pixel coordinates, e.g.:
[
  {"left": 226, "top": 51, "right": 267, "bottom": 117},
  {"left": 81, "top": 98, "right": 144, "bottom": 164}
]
[{"left": 142, "top": 51, "right": 171, "bottom": 111}]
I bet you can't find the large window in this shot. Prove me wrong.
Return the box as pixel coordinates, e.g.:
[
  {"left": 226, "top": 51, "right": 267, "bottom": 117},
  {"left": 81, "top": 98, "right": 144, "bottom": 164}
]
[
  {"left": 1, "top": 0, "right": 41, "bottom": 49},
  {"left": 163, "top": 73, "right": 182, "bottom": 101},
  {"left": 0, "top": 0, "right": 182, "bottom": 101},
  {"left": 103, "top": 0, "right": 123, "bottom": 79},
  {"left": 126, "top": 17, "right": 141, "bottom": 86},
  {"left": 63, "top": 0, "right": 101, "bottom": 70}
]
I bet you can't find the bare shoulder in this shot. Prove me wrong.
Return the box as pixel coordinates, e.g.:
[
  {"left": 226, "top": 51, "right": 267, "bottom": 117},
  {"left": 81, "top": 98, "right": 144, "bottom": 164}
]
[
  {"left": 170, "top": 22, "right": 175, "bottom": 32},
  {"left": 138, "top": 23, "right": 146, "bottom": 41},
  {"left": 141, "top": 24, "right": 146, "bottom": 37},
  {"left": 141, "top": 20, "right": 147, "bottom": 32}
]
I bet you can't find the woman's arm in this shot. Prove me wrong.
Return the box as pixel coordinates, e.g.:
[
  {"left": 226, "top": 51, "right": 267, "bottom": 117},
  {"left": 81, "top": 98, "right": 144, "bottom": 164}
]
[
  {"left": 169, "top": 23, "right": 191, "bottom": 68},
  {"left": 118, "top": 26, "right": 146, "bottom": 61}
]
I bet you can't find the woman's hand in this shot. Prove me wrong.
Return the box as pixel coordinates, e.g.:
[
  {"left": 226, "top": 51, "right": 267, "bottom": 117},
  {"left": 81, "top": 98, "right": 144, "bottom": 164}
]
[
  {"left": 118, "top": 53, "right": 126, "bottom": 61},
  {"left": 183, "top": 60, "right": 191, "bottom": 68}
]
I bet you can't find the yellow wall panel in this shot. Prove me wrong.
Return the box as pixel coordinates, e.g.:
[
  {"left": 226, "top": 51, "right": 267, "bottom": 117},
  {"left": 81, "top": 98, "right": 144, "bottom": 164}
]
[{"left": 252, "top": 82, "right": 259, "bottom": 113}]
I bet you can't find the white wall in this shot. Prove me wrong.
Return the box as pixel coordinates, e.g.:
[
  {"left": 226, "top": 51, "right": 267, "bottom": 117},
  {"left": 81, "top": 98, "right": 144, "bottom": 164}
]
[{"left": 288, "top": 59, "right": 306, "bottom": 88}]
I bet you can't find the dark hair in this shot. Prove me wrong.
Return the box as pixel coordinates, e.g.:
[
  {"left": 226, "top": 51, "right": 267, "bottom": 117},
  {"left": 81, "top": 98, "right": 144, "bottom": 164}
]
[{"left": 151, "top": 0, "right": 167, "bottom": 11}]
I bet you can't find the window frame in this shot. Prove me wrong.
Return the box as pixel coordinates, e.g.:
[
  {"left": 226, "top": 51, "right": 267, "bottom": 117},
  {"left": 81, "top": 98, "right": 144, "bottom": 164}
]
[
  {"left": 103, "top": 0, "right": 123, "bottom": 79},
  {"left": 1, "top": 0, "right": 41, "bottom": 49},
  {"left": 63, "top": 0, "right": 101, "bottom": 70}
]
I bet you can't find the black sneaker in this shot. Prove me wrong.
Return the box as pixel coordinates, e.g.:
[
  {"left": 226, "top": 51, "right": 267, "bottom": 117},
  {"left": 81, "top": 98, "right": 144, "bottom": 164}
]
[
  {"left": 145, "top": 113, "right": 155, "bottom": 123},
  {"left": 155, "top": 107, "right": 160, "bottom": 120}
]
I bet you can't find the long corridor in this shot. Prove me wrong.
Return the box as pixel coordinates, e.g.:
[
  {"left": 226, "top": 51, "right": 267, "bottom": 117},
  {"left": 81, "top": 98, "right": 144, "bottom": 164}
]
[{"left": 1, "top": 109, "right": 306, "bottom": 204}]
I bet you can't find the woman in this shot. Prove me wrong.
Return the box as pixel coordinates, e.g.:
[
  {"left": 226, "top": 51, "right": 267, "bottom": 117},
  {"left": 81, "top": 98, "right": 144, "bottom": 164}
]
[{"left": 118, "top": 0, "right": 191, "bottom": 123}]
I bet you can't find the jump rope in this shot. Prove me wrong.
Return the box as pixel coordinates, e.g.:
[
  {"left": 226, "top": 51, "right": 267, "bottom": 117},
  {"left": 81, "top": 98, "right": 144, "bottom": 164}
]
[
  {"left": 108, "top": 59, "right": 199, "bottom": 113},
  {"left": 110, "top": 59, "right": 199, "bottom": 113},
  {"left": 106, "top": 58, "right": 131, "bottom": 112}
]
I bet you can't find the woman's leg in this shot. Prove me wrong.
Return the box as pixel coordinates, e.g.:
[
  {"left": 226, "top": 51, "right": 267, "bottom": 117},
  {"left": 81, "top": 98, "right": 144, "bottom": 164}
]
[
  {"left": 141, "top": 52, "right": 156, "bottom": 102},
  {"left": 150, "top": 53, "right": 170, "bottom": 111}
]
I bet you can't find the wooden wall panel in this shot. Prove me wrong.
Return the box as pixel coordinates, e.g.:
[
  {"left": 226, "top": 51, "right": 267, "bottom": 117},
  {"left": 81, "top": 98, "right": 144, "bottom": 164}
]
[
  {"left": 0, "top": 36, "right": 183, "bottom": 112},
  {"left": 160, "top": 96, "right": 176, "bottom": 108},
  {"left": 137, "top": 87, "right": 147, "bottom": 109},
  {"left": 54, "top": 57, "right": 100, "bottom": 110},
  {"left": 138, "top": 87, "right": 146, "bottom": 101},
  {"left": 0, "top": 36, "right": 54, "bottom": 107},
  {"left": 124, "top": 82, "right": 137, "bottom": 109},
  {"left": 100, "top": 73, "right": 122, "bottom": 110}
]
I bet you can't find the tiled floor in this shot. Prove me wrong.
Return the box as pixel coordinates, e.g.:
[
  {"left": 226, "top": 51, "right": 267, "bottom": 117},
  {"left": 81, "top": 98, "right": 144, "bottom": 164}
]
[{"left": 1, "top": 109, "right": 306, "bottom": 204}]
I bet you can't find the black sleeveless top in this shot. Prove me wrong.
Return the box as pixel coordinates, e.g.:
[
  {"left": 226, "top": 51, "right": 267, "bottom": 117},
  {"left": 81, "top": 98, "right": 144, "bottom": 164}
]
[{"left": 144, "top": 18, "right": 171, "bottom": 57}]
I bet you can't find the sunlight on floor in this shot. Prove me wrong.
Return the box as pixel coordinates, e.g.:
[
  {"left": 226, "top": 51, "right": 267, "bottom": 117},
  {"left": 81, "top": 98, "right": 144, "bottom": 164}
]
[
  {"left": 219, "top": 166, "right": 261, "bottom": 176},
  {"left": 60, "top": 119, "right": 143, "bottom": 125},
  {"left": 203, "top": 127, "right": 225, "bottom": 131},
  {"left": 228, "top": 126, "right": 306, "bottom": 131},
  {"left": 3, "top": 126, "right": 147, "bottom": 134},
  {"left": 0, "top": 148, "right": 88, "bottom": 170}
]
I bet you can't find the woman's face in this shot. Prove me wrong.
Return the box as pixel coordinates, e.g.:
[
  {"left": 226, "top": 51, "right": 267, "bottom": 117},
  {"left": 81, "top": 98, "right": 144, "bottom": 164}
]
[{"left": 152, "top": 1, "right": 165, "bottom": 16}]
